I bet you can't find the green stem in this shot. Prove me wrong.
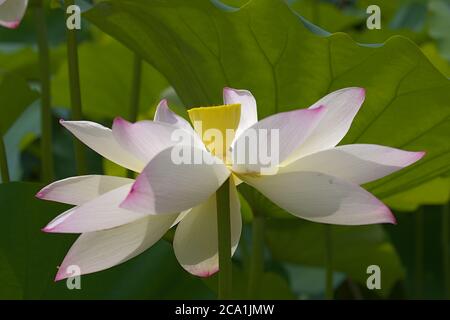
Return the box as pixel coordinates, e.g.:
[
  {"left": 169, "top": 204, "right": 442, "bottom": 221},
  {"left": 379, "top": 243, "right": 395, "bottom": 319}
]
[
  {"left": 65, "top": 0, "right": 87, "bottom": 175},
  {"left": 34, "top": 0, "right": 54, "bottom": 183},
  {"left": 216, "top": 178, "right": 232, "bottom": 299},
  {"left": 129, "top": 53, "right": 142, "bottom": 123},
  {"left": 247, "top": 215, "right": 265, "bottom": 299},
  {"left": 443, "top": 202, "right": 449, "bottom": 299},
  {"left": 325, "top": 224, "right": 334, "bottom": 300},
  {"left": 415, "top": 207, "right": 424, "bottom": 299},
  {"left": 0, "top": 137, "right": 10, "bottom": 183}
]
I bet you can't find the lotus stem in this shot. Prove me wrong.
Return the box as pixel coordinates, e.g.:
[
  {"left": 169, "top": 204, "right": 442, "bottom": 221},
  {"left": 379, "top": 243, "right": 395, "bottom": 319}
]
[
  {"left": 216, "top": 178, "right": 232, "bottom": 299},
  {"left": 443, "top": 202, "right": 449, "bottom": 299},
  {"left": 325, "top": 224, "right": 334, "bottom": 299},
  {"left": 0, "top": 137, "right": 10, "bottom": 183},
  {"left": 248, "top": 215, "right": 265, "bottom": 298},
  {"left": 34, "top": 0, "right": 55, "bottom": 182},
  {"left": 415, "top": 207, "right": 424, "bottom": 298},
  {"left": 65, "top": 0, "right": 87, "bottom": 175}
]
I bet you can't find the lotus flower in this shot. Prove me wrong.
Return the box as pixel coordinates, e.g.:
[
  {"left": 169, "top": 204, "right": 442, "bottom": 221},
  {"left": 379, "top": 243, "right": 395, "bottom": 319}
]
[
  {"left": 0, "top": 0, "right": 28, "bottom": 29},
  {"left": 38, "top": 87, "right": 424, "bottom": 280}
]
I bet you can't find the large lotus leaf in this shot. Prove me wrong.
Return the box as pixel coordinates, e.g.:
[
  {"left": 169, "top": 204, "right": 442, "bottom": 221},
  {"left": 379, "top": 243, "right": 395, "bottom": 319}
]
[
  {"left": 384, "top": 177, "right": 449, "bottom": 211},
  {"left": 85, "top": 0, "right": 450, "bottom": 202},
  {"left": 52, "top": 37, "right": 169, "bottom": 119}
]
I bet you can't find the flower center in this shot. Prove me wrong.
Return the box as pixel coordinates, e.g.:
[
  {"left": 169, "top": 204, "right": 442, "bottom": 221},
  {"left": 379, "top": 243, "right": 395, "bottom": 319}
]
[{"left": 188, "top": 104, "right": 241, "bottom": 161}]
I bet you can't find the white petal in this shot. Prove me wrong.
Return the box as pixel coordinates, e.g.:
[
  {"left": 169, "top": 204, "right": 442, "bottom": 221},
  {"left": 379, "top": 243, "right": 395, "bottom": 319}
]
[
  {"left": 54, "top": 213, "right": 177, "bottom": 281},
  {"left": 280, "top": 144, "right": 425, "bottom": 185},
  {"left": 173, "top": 178, "right": 241, "bottom": 277},
  {"left": 36, "top": 175, "right": 133, "bottom": 206},
  {"left": 241, "top": 171, "right": 396, "bottom": 225},
  {"left": 120, "top": 146, "right": 230, "bottom": 214},
  {"left": 61, "top": 120, "right": 144, "bottom": 172},
  {"left": 223, "top": 87, "right": 258, "bottom": 140},
  {"left": 154, "top": 100, "right": 206, "bottom": 150},
  {"left": 285, "top": 87, "right": 365, "bottom": 162},
  {"left": 170, "top": 209, "right": 191, "bottom": 228},
  {"left": 154, "top": 99, "right": 192, "bottom": 131},
  {"left": 0, "top": 0, "right": 28, "bottom": 29},
  {"left": 42, "top": 184, "right": 145, "bottom": 233},
  {"left": 231, "top": 106, "right": 326, "bottom": 174},
  {"left": 112, "top": 117, "right": 201, "bottom": 164}
]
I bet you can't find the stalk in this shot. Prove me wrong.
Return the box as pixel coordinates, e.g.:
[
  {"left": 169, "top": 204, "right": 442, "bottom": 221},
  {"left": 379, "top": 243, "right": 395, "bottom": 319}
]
[
  {"left": 34, "top": 0, "right": 54, "bottom": 182},
  {"left": 65, "top": 0, "right": 87, "bottom": 175},
  {"left": 216, "top": 178, "right": 232, "bottom": 299},
  {"left": 0, "top": 137, "right": 10, "bottom": 183},
  {"left": 325, "top": 224, "right": 334, "bottom": 299},
  {"left": 443, "top": 202, "right": 449, "bottom": 299},
  {"left": 247, "top": 215, "right": 265, "bottom": 298},
  {"left": 415, "top": 207, "right": 424, "bottom": 298}
]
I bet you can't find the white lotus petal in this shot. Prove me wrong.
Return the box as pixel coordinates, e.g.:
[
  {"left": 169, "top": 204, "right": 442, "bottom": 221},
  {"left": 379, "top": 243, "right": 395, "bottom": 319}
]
[
  {"left": 42, "top": 184, "right": 145, "bottom": 233},
  {"left": 223, "top": 87, "right": 258, "bottom": 140},
  {"left": 241, "top": 171, "right": 396, "bottom": 225},
  {"left": 154, "top": 99, "right": 192, "bottom": 131},
  {"left": 154, "top": 100, "right": 206, "bottom": 150},
  {"left": 173, "top": 178, "right": 241, "bottom": 277},
  {"left": 170, "top": 209, "right": 191, "bottom": 228},
  {"left": 54, "top": 213, "right": 177, "bottom": 281},
  {"left": 120, "top": 146, "right": 230, "bottom": 214},
  {"left": 280, "top": 144, "right": 425, "bottom": 184},
  {"left": 112, "top": 117, "right": 200, "bottom": 164},
  {"left": 0, "top": 0, "right": 28, "bottom": 29},
  {"left": 36, "top": 175, "right": 133, "bottom": 205},
  {"left": 61, "top": 120, "right": 144, "bottom": 172},
  {"left": 231, "top": 106, "right": 326, "bottom": 174},
  {"left": 285, "top": 87, "right": 365, "bottom": 163}
]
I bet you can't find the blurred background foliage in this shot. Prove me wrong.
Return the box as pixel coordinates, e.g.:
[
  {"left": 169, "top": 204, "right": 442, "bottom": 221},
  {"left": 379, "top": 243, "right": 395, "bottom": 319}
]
[{"left": 0, "top": 0, "right": 449, "bottom": 299}]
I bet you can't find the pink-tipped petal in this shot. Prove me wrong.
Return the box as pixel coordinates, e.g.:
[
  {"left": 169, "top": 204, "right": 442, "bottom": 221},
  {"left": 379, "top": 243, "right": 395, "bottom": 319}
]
[
  {"left": 173, "top": 177, "right": 241, "bottom": 277},
  {"left": 53, "top": 213, "right": 177, "bottom": 281},
  {"left": 286, "top": 87, "right": 366, "bottom": 162},
  {"left": 223, "top": 87, "right": 258, "bottom": 139},
  {"left": 0, "top": 0, "right": 28, "bottom": 29},
  {"left": 154, "top": 100, "right": 205, "bottom": 150},
  {"left": 120, "top": 146, "right": 230, "bottom": 215},
  {"left": 1, "top": 20, "right": 20, "bottom": 28},
  {"left": 154, "top": 99, "right": 192, "bottom": 131},
  {"left": 61, "top": 120, "right": 144, "bottom": 172},
  {"left": 42, "top": 184, "right": 146, "bottom": 233},
  {"left": 280, "top": 144, "right": 426, "bottom": 185},
  {"left": 112, "top": 116, "right": 199, "bottom": 164},
  {"left": 231, "top": 106, "right": 326, "bottom": 174},
  {"left": 241, "top": 171, "right": 396, "bottom": 225},
  {"left": 385, "top": 207, "right": 397, "bottom": 225},
  {"left": 36, "top": 175, "right": 133, "bottom": 206}
]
